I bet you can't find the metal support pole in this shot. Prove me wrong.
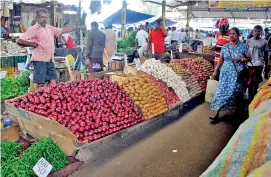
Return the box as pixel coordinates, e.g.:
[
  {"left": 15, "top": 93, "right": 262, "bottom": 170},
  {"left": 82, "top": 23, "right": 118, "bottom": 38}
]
[
  {"left": 121, "top": 0, "right": 127, "bottom": 38},
  {"left": 186, "top": 1, "right": 192, "bottom": 28},
  {"left": 52, "top": 0, "right": 57, "bottom": 26},
  {"left": 79, "top": 0, "right": 83, "bottom": 50},
  {"left": 162, "top": 0, "right": 166, "bottom": 26}
]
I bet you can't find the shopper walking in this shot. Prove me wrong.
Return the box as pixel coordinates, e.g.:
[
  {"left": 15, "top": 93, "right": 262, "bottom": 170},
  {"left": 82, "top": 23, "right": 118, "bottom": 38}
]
[
  {"left": 195, "top": 29, "right": 200, "bottom": 39},
  {"left": 17, "top": 8, "right": 85, "bottom": 91},
  {"left": 136, "top": 25, "right": 148, "bottom": 57},
  {"left": 147, "top": 19, "right": 167, "bottom": 62},
  {"left": 165, "top": 27, "right": 172, "bottom": 44},
  {"left": 86, "top": 21, "right": 106, "bottom": 73},
  {"left": 179, "top": 28, "right": 187, "bottom": 42},
  {"left": 246, "top": 25, "right": 269, "bottom": 102},
  {"left": 209, "top": 27, "right": 251, "bottom": 122},
  {"left": 212, "top": 18, "right": 230, "bottom": 67},
  {"left": 264, "top": 27, "right": 270, "bottom": 41},
  {"left": 171, "top": 27, "right": 179, "bottom": 44},
  {"left": 145, "top": 22, "right": 151, "bottom": 34},
  {"left": 104, "top": 24, "right": 117, "bottom": 59}
]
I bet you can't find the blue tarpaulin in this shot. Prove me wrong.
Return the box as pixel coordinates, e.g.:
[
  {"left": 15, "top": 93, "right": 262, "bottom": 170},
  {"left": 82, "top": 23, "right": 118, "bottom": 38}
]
[
  {"left": 103, "top": 9, "right": 154, "bottom": 27},
  {"left": 148, "top": 16, "right": 177, "bottom": 27},
  {"left": 137, "top": 16, "right": 177, "bottom": 27}
]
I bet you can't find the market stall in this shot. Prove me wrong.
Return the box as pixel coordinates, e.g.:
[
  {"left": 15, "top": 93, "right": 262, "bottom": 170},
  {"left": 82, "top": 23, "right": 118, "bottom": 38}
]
[{"left": 2, "top": 56, "right": 213, "bottom": 156}]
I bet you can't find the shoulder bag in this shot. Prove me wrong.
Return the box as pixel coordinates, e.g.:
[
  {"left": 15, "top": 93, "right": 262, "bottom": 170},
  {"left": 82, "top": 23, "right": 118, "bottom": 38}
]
[{"left": 227, "top": 46, "right": 256, "bottom": 89}]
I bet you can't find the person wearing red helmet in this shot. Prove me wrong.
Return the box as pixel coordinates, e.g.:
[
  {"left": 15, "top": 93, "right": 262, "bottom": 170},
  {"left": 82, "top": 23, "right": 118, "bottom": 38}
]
[{"left": 211, "top": 18, "right": 230, "bottom": 71}]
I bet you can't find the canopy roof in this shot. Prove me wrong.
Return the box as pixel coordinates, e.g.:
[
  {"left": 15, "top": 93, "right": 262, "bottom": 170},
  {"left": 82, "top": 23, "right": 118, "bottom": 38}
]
[
  {"left": 143, "top": 0, "right": 271, "bottom": 19},
  {"left": 103, "top": 9, "right": 154, "bottom": 27}
]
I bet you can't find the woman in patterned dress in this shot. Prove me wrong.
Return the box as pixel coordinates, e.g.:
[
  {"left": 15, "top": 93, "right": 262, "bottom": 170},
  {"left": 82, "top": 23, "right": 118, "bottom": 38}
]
[{"left": 209, "top": 27, "right": 251, "bottom": 122}]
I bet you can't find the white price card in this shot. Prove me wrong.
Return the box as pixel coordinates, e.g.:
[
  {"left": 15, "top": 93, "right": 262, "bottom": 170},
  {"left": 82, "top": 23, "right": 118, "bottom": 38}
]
[{"left": 33, "top": 157, "right": 53, "bottom": 177}]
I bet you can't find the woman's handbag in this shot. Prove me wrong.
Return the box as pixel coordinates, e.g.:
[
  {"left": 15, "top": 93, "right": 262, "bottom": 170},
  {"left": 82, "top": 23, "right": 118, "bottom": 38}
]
[
  {"left": 205, "top": 77, "right": 219, "bottom": 103},
  {"left": 227, "top": 46, "right": 256, "bottom": 89}
]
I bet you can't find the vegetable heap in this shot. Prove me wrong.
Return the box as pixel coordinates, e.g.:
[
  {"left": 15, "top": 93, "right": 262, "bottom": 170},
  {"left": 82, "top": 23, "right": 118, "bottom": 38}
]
[
  {"left": 117, "top": 31, "right": 136, "bottom": 54},
  {"left": 138, "top": 71, "right": 180, "bottom": 106},
  {"left": 142, "top": 59, "right": 191, "bottom": 103},
  {"left": 1, "top": 138, "right": 69, "bottom": 177},
  {"left": 9, "top": 80, "right": 144, "bottom": 143},
  {"left": 171, "top": 58, "right": 213, "bottom": 91},
  {"left": 1, "top": 141, "right": 23, "bottom": 176},
  {"left": 168, "top": 63, "right": 202, "bottom": 98},
  {"left": 119, "top": 76, "right": 168, "bottom": 119},
  {"left": 1, "top": 70, "right": 30, "bottom": 99}
]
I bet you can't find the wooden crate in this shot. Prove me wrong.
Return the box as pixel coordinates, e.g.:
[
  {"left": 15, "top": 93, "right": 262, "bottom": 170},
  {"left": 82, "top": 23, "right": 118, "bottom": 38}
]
[
  {"left": 109, "top": 61, "right": 125, "bottom": 71},
  {"left": 1, "top": 121, "right": 20, "bottom": 142},
  {"left": 5, "top": 101, "right": 80, "bottom": 155}
]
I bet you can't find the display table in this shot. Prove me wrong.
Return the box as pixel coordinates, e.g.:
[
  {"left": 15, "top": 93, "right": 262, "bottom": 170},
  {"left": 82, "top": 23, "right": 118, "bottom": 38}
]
[{"left": 1, "top": 55, "right": 27, "bottom": 77}]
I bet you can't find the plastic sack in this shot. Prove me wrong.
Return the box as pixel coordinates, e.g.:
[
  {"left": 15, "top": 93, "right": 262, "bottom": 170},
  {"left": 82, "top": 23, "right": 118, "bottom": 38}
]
[
  {"left": 205, "top": 79, "right": 219, "bottom": 103},
  {"left": 65, "top": 37, "right": 76, "bottom": 48}
]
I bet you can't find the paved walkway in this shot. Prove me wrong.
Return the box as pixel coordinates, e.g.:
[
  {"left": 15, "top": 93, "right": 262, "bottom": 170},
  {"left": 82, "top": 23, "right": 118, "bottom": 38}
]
[{"left": 71, "top": 103, "right": 242, "bottom": 177}]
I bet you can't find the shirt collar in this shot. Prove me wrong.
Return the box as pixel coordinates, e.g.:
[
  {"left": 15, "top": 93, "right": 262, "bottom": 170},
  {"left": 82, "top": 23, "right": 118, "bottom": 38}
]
[{"left": 36, "top": 22, "right": 48, "bottom": 28}]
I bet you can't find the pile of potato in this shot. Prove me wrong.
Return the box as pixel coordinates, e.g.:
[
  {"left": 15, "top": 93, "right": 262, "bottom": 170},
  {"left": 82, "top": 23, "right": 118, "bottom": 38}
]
[
  {"left": 203, "top": 46, "right": 215, "bottom": 55},
  {"left": 120, "top": 76, "right": 168, "bottom": 119}
]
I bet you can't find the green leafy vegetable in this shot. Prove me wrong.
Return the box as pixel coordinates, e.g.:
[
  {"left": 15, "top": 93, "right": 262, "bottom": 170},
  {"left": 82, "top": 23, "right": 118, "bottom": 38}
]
[
  {"left": 1, "top": 138, "right": 69, "bottom": 177},
  {"left": 1, "top": 70, "right": 30, "bottom": 100}
]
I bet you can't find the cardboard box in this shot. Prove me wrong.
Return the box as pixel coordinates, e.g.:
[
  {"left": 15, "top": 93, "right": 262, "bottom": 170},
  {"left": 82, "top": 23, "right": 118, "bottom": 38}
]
[
  {"left": 109, "top": 61, "right": 125, "bottom": 71},
  {"left": 123, "top": 66, "right": 137, "bottom": 75},
  {"left": 70, "top": 70, "right": 81, "bottom": 81},
  {"left": 5, "top": 101, "right": 81, "bottom": 155},
  {"left": 1, "top": 121, "right": 19, "bottom": 142}
]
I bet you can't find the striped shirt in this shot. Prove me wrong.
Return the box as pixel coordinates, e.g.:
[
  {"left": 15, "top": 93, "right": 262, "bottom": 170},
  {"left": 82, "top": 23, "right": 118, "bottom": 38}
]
[{"left": 214, "top": 32, "right": 230, "bottom": 64}]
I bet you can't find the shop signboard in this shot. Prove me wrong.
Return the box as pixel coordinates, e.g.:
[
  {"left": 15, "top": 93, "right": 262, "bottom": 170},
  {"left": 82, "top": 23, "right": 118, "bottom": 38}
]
[{"left": 208, "top": 0, "right": 271, "bottom": 11}]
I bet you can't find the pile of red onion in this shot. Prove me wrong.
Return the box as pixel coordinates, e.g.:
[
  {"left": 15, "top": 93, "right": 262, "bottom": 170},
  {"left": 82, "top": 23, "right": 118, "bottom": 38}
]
[
  {"left": 172, "top": 59, "right": 213, "bottom": 91},
  {"left": 9, "top": 80, "right": 144, "bottom": 143}
]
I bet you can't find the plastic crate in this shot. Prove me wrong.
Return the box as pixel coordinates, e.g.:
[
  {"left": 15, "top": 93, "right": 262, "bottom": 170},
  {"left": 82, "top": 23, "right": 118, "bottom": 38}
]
[
  {"left": 1, "top": 56, "right": 14, "bottom": 68},
  {"left": 0, "top": 67, "right": 15, "bottom": 77},
  {"left": 14, "top": 55, "right": 27, "bottom": 67}
]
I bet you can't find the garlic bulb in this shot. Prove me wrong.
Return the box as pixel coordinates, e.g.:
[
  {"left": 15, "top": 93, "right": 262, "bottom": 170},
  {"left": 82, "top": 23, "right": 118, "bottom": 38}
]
[{"left": 142, "top": 59, "right": 191, "bottom": 102}]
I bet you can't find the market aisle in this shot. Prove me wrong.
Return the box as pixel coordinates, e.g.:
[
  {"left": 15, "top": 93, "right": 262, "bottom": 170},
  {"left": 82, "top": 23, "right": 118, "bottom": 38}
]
[{"left": 71, "top": 103, "right": 241, "bottom": 177}]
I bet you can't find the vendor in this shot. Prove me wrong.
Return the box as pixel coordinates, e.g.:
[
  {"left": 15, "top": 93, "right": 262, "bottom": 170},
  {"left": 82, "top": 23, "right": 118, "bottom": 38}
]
[
  {"left": 17, "top": 8, "right": 85, "bottom": 91},
  {"left": 147, "top": 19, "right": 167, "bottom": 62}
]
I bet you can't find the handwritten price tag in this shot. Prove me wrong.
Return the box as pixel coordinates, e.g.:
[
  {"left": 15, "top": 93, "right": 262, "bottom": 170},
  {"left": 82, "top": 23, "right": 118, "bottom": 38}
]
[{"left": 33, "top": 157, "right": 53, "bottom": 177}]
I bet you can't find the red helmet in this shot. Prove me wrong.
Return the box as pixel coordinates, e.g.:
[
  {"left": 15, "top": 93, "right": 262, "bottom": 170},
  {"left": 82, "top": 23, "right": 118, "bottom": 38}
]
[
  {"left": 215, "top": 18, "right": 229, "bottom": 28},
  {"left": 215, "top": 18, "right": 229, "bottom": 32}
]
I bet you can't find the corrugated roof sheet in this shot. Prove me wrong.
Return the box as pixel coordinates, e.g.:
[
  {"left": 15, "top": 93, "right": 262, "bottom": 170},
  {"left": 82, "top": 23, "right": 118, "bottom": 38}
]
[{"left": 178, "top": 10, "right": 271, "bottom": 19}]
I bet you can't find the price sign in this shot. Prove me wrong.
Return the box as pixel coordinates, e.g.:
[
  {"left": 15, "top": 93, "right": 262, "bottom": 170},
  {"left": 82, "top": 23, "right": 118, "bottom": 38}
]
[{"left": 33, "top": 157, "right": 53, "bottom": 177}]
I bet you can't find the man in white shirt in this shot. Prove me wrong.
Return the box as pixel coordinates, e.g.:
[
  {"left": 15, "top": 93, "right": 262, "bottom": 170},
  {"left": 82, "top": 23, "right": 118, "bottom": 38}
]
[
  {"left": 136, "top": 25, "right": 148, "bottom": 57},
  {"left": 171, "top": 27, "right": 179, "bottom": 44},
  {"left": 179, "top": 28, "right": 187, "bottom": 42},
  {"left": 165, "top": 27, "right": 172, "bottom": 44}
]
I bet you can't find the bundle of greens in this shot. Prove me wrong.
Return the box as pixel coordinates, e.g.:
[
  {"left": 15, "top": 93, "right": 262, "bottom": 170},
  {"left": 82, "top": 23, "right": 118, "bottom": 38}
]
[
  {"left": 1, "top": 70, "right": 30, "bottom": 100},
  {"left": 1, "top": 138, "right": 69, "bottom": 177},
  {"left": 117, "top": 31, "right": 136, "bottom": 52},
  {"left": 1, "top": 141, "right": 23, "bottom": 176}
]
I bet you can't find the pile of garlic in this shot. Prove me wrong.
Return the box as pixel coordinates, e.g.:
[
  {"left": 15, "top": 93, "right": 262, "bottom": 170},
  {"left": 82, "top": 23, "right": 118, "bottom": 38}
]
[{"left": 141, "top": 59, "right": 191, "bottom": 102}]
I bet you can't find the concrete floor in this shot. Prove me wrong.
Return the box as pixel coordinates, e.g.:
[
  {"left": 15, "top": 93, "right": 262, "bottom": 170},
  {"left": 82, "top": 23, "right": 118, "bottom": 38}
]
[{"left": 71, "top": 102, "right": 243, "bottom": 177}]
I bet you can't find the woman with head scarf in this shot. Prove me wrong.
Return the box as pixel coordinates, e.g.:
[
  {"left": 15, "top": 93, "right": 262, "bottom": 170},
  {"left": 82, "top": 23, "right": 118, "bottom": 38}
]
[{"left": 209, "top": 27, "right": 251, "bottom": 122}]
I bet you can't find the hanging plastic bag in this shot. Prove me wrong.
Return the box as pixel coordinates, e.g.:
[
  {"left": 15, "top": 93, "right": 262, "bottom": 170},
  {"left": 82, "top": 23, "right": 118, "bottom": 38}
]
[
  {"left": 65, "top": 37, "right": 76, "bottom": 48},
  {"left": 205, "top": 78, "right": 219, "bottom": 103}
]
